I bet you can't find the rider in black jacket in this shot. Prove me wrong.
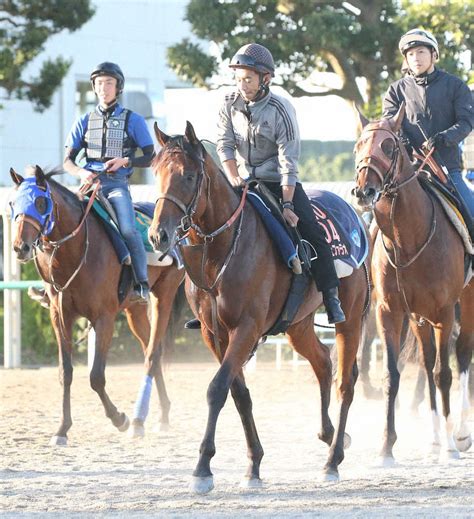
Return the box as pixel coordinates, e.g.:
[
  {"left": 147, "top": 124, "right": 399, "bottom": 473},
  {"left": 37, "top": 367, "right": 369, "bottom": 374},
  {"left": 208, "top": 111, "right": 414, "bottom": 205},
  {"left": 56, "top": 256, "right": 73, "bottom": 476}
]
[{"left": 383, "top": 29, "right": 474, "bottom": 219}]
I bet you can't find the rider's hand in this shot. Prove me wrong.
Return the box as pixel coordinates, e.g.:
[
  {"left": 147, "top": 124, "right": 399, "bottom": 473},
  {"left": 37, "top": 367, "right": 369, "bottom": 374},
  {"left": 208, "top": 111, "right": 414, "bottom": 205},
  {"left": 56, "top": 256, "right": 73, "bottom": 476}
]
[
  {"left": 283, "top": 208, "right": 299, "bottom": 227},
  {"left": 104, "top": 157, "right": 130, "bottom": 173},
  {"left": 423, "top": 133, "right": 445, "bottom": 151},
  {"left": 79, "top": 169, "right": 97, "bottom": 185},
  {"left": 230, "top": 175, "right": 245, "bottom": 188}
]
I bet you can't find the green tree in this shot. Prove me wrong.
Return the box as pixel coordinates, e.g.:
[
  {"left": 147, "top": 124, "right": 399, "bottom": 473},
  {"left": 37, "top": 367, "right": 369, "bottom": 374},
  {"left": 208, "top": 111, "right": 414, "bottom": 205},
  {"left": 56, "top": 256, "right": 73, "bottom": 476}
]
[
  {"left": 0, "top": 0, "right": 95, "bottom": 112},
  {"left": 167, "top": 0, "right": 472, "bottom": 116}
]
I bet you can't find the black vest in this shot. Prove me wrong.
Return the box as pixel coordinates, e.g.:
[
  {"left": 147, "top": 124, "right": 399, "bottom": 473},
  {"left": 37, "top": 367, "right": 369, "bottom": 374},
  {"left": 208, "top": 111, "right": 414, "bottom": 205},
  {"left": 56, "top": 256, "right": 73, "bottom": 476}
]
[{"left": 85, "top": 109, "right": 132, "bottom": 161}]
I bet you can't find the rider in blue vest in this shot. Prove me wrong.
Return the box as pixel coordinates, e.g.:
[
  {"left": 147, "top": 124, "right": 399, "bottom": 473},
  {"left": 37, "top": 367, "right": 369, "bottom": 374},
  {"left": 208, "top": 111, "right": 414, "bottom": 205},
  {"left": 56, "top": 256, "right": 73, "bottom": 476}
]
[{"left": 63, "top": 62, "right": 155, "bottom": 303}]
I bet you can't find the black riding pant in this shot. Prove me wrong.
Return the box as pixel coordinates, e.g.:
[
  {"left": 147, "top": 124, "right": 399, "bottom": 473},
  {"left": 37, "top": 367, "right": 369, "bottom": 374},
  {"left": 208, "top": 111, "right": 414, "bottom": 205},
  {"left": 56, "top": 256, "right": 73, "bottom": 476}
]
[{"left": 264, "top": 182, "right": 339, "bottom": 292}]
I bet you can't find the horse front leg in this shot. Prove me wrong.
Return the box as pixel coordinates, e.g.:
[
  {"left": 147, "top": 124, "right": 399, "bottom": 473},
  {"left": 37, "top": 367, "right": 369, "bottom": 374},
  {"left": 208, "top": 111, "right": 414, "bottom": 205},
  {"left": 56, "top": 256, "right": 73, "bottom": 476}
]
[
  {"left": 433, "top": 312, "right": 459, "bottom": 460},
  {"left": 49, "top": 303, "right": 75, "bottom": 446},
  {"left": 454, "top": 289, "right": 474, "bottom": 452},
  {"left": 89, "top": 315, "right": 130, "bottom": 432},
  {"left": 192, "top": 324, "right": 258, "bottom": 494},
  {"left": 230, "top": 372, "right": 264, "bottom": 488},
  {"left": 377, "top": 304, "right": 403, "bottom": 465},
  {"left": 410, "top": 324, "right": 440, "bottom": 453}
]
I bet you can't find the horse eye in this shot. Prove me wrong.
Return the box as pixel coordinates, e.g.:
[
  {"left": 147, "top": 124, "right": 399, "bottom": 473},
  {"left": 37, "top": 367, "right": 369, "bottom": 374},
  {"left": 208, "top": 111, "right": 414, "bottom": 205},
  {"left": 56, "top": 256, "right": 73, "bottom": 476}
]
[
  {"left": 185, "top": 173, "right": 195, "bottom": 183},
  {"left": 35, "top": 196, "right": 48, "bottom": 215},
  {"left": 381, "top": 138, "right": 395, "bottom": 159}
]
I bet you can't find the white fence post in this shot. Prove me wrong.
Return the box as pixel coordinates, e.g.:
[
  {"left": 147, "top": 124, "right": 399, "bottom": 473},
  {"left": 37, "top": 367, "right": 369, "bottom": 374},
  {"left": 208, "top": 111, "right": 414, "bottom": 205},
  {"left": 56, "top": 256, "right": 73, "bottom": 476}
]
[{"left": 3, "top": 215, "right": 21, "bottom": 368}]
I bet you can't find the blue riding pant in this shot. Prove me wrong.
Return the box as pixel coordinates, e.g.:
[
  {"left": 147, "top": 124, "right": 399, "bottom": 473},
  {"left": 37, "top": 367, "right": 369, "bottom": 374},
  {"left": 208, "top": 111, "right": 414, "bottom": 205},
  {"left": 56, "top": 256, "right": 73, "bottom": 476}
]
[
  {"left": 99, "top": 176, "right": 148, "bottom": 284},
  {"left": 450, "top": 169, "right": 474, "bottom": 217}
]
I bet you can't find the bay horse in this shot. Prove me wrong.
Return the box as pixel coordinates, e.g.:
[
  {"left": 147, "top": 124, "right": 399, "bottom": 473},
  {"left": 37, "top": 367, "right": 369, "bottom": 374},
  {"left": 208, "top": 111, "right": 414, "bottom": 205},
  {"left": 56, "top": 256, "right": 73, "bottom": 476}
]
[
  {"left": 10, "top": 166, "right": 184, "bottom": 444},
  {"left": 148, "top": 122, "right": 370, "bottom": 493},
  {"left": 353, "top": 105, "right": 473, "bottom": 464}
]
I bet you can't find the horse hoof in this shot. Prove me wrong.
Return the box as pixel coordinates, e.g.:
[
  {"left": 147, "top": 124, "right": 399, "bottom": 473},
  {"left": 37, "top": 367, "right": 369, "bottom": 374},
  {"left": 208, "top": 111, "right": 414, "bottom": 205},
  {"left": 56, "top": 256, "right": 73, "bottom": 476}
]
[
  {"left": 429, "top": 442, "right": 441, "bottom": 455},
  {"left": 440, "top": 449, "right": 461, "bottom": 461},
  {"left": 454, "top": 434, "right": 472, "bottom": 453},
  {"left": 191, "top": 476, "right": 214, "bottom": 494},
  {"left": 321, "top": 470, "right": 340, "bottom": 483},
  {"left": 343, "top": 432, "right": 352, "bottom": 449},
  {"left": 377, "top": 456, "right": 396, "bottom": 468},
  {"left": 128, "top": 423, "right": 145, "bottom": 439},
  {"left": 49, "top": 435, "right": 67, "bottom": 446},
  {"left": 240, "top": 477, "right": 263, "bottom": 489},
  {"left": 117, "top": 415, "right": 130, "bottom": 432}
]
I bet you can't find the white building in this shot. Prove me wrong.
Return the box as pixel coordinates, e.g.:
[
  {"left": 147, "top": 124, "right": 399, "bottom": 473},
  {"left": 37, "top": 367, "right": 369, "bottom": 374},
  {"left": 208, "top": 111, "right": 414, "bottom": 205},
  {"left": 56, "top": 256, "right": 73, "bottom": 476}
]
[
  {"left": 0, "top": 0, "right": 360, "bottom": 188},
  {"left": 0, "top": 0, "right": 195, "bottom": 186}
]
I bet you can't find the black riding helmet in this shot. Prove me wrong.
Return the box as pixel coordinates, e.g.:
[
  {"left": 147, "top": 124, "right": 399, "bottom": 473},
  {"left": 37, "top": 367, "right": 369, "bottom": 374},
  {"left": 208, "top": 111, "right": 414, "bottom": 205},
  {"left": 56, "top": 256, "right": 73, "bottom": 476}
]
[{"left": 90, "top": 62, "right": 125, "bottom": 93}]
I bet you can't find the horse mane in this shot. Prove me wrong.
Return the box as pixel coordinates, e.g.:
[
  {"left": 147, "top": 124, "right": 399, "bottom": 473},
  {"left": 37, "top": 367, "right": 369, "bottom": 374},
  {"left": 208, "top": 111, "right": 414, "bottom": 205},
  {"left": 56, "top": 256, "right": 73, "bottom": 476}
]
[{"left": 43, "top": 168, "right": 83, "bottom": 210}]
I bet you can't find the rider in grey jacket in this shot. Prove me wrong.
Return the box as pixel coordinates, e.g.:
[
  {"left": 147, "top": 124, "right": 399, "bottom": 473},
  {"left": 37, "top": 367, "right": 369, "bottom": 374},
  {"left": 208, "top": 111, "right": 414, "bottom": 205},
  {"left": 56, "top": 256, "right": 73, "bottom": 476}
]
[{"left": 218, "top": 43, "right": 345, "bottom": 324}]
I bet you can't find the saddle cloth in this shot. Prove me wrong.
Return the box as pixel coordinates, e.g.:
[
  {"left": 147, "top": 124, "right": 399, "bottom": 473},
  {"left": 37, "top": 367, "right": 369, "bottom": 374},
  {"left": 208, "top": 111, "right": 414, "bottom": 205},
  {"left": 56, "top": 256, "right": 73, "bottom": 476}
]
[
  {"left": 247, "top": 189, "right": 368, "bottom": 279},
  {"left": 89, "top": 199, "right": 180, "bottom": 267}
]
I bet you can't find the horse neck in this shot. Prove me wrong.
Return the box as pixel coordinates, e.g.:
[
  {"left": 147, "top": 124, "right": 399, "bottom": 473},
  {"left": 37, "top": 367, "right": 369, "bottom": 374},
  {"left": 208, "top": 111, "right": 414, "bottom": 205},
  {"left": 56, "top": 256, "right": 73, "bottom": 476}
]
[
  {"left": 194, "top": 160, "right": 241, "bottom": 242},
  {"left": 375, "top": 156, "right": 433, "bottom": 250}
]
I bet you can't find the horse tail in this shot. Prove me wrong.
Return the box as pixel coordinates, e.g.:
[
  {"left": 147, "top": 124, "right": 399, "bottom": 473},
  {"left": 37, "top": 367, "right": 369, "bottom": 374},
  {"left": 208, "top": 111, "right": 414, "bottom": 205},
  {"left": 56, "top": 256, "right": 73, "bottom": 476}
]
[{"left": 162, "top": 282, "right": 188, "bottom": 364}]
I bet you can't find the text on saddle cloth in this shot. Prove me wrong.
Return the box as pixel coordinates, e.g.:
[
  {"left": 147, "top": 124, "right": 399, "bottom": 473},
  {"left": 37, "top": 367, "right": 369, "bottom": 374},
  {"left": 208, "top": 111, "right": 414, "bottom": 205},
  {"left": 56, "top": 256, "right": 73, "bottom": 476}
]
[{"left": 306, "top": 188, "right": 369, "bottom": 270}]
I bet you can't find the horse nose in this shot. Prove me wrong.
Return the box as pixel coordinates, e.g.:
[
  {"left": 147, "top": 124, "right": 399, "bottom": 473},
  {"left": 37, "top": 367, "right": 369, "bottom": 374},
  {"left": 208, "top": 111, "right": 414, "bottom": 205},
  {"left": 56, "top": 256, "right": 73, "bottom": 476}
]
[
  {"left": 13, "top": 241, "right": 31, "bottom": 259},
  {"left": 363, "top": 187, "right": 377, "bottom": 200}
]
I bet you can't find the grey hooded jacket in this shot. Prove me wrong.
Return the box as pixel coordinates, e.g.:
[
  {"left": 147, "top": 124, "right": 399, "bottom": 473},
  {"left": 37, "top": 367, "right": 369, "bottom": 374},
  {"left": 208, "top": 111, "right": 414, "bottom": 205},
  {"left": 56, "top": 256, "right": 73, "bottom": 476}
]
[{"left": 216, "top": 90, "right": 300, "bottom": 186}]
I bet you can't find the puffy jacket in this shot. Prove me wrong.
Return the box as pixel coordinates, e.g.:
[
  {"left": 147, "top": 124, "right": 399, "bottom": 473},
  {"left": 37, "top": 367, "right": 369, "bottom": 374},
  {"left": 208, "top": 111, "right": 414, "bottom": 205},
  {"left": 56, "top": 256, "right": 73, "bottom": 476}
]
[
  {"left": 217, "top": 90, "right": 300, "bottom": 186},
  {"left": 383, "top": 68, "right": 473, "bottom": 170}
]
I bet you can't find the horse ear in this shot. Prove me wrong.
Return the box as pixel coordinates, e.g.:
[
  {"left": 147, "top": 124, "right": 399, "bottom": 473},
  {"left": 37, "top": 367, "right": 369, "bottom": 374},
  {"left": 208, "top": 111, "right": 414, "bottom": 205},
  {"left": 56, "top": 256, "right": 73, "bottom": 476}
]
[
  {"left": 10, "top": 168, "right": 24, "bottom": 186},
  {"left": 354, "top": 104, "right": 370, "bottom": 131},
  {"left": 34, "top": 165, "right": 47, "bottom": 190},
  {"left": 154, "top": 122, "right": 170, "bottom": 146},
  {"left": 391, "top": 101, "right": 406, "bottom": 133},
  {"left": 185, "top": 121, "right": 199, "bottom": 146}
]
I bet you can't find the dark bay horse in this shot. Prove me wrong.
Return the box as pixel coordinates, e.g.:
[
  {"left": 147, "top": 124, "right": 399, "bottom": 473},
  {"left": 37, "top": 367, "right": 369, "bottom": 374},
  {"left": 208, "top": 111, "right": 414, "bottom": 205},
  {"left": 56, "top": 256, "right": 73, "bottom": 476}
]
[
  {"left": 148, "top": 122, "right": 370, "bottom": 493},
  {"left": 10, "top": 166, "right": 184, "bottom": 444},
  {"left": 353, "top": 106, "right": 473, "bottom": 463}
]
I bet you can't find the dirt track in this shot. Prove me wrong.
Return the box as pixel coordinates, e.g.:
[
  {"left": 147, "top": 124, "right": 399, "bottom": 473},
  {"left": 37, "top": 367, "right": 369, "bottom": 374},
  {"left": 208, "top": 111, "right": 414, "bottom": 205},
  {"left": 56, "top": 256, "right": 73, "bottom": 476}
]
[{"left": 1, "top": 360, "right": 472, "bottom": 518}]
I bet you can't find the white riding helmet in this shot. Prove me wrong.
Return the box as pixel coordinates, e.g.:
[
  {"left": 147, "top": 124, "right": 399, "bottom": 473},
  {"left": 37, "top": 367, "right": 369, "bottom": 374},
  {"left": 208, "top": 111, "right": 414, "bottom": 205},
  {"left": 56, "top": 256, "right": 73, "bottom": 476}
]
[{"left": 399, "top": 28, "right": 439, "bottom": 57}]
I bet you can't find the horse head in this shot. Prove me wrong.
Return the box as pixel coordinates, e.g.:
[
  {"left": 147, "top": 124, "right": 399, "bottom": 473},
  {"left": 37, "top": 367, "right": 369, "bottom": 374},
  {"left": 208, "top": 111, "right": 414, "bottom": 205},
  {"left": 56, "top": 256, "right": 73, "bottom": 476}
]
[
  {"left": 352, "top": 103, "right": 408, "bottom": 211},
  {"left": 10, "top": 165, "right": 55, "bottom": 262},
  {"left": 149, "top": 121, "right": 208, "bottom": 254}
]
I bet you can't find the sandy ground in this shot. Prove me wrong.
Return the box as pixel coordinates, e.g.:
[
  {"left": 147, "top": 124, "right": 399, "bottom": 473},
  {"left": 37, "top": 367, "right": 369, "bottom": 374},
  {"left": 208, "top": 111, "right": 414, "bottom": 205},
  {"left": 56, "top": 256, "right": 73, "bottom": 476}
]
[{"left": 0, "top": 357, "right": 472, "bottom": 518}]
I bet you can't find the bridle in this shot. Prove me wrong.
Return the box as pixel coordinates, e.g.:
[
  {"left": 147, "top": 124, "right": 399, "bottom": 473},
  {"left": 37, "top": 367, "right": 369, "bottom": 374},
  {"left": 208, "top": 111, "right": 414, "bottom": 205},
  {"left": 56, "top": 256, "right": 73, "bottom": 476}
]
[
  {"left": 154, "top": 138, "right": 249, "bottom": 255},
  {"left": 355, "top": 126, "right": 417, "bottom": 202},
  {"left": 355, "top": 124, "right": 437, "bottom": 327},
  {"left": 154, "top": 138, "right": 249, "bottom": 359},
  {"left": 16, "top": 181, "right": 100, "bottom": 293}
]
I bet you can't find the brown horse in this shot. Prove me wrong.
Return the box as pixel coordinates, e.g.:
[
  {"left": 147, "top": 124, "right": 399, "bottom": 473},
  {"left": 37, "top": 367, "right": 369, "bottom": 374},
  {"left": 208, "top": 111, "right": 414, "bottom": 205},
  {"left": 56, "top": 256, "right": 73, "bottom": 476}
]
[
  {"left": 10, "top": 166, "right": 184, "bottom": 444},
  {"left": 353, "top": 106, "right": 474, "bottom": 464},
  {"left": 148, "top": 122, "right": 370, "bottom": 493}
]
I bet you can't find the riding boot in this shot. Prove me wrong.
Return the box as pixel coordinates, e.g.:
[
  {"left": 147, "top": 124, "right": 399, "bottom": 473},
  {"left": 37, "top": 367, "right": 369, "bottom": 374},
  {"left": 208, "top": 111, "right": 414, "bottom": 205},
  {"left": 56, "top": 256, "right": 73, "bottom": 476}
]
[
  {"left": 130, "top": 281, "right": 150, "bottom": 305},
  {"left": 184, "top": 318, "right": 201, "bottom": 330},
  {"left": 322, "top": 287, "right": 346, "bottom": 324}
]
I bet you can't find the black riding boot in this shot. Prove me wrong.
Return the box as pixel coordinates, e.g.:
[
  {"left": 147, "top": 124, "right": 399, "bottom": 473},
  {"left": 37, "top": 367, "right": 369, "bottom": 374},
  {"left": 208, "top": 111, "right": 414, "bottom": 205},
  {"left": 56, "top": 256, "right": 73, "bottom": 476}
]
[
  {"left": 184, "top": 318, "right": 201, "bottom": 330},
  {"left": 323, "top": 287, "right": 346, "bottom": 324},
  {"left": 130, "top": 281, "right": 150, "bottom": 305}
]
